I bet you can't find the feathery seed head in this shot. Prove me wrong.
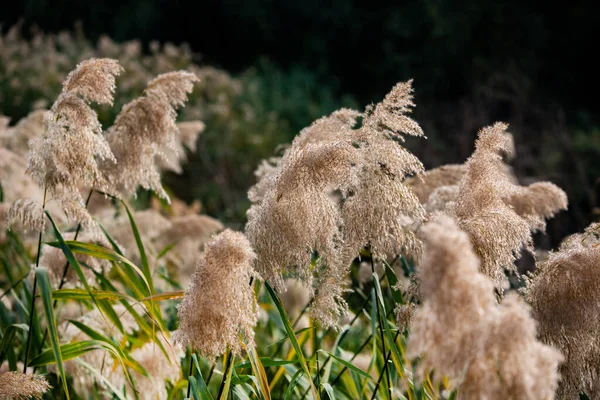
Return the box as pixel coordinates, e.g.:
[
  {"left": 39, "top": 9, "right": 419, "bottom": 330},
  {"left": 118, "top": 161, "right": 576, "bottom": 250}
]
[
  {"left": 23, "top": 59, "right": 121, "bottom": 230},
  {"left": 0, "top": 371, "right": 51, "bottom": 399},
  {"left": 407, "top": 215, "right": 495, "bottom": 381},
  {"left": 247, "top": 80, "right": 426, "bottom": 328},
  {"left": 526, "top": 222, "right": 600, "bottom": 398},
  {"left": 62, "top": 58, "right": 122, "bottom": 105},
  {"left": 362, "top": 80, "right": 424, "bottom": 139},
  {"left": 408, "top": 216, "right": 562, "bottom": 398},
  {"left": 103, "top": 71, "right": 199, "bottom": 201},
  {"left": 6, "top": 199, "right": 45, "bottom": 232},
  {"left": 173, "top": 229, "right": 258, "bottom": 359},
  {"left": 450, "top": 122, "right": 560, "bottom": 288},
  {"left": 405, "top": 164, "right": 466, "bottom": 203}
]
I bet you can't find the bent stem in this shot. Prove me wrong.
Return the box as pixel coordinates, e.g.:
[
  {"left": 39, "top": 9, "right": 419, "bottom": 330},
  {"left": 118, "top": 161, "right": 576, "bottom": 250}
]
[{"left": 22, "top": 187, "right": 47, "bottom": 373}]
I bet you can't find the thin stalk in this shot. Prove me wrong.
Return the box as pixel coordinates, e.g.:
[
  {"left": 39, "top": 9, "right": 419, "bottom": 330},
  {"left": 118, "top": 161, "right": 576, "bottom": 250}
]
[
  {"left": 216, "top": 352, "right": 232, "bottom": 399},
  {"left": 370, "top": 330, "right": 401, "bottom": 400},
  {"left": 186, "top": 353, "right": 194, "bottom": 398},
  {"left": 22, "top": 187, "right": 47, "bottom": 373},
  {"left": 314, "top": 325, "right": 321, "bottom": 395},
  {"left": 206, "top": 363, "right": 216, "bottom": 386},
  {"left": 371, "top": 252, "right": 391, "bottom": 397},
  {"left": 329, "top": 334, "right": 372, "bottom": 387},
  {"left": 299, "top": 276, "right": 388, "bottom": 400},
  {"left": 271, "top": 302, "right": 311, "bottom": 357},
  {"left": 33, "top": 186, "right": 94, "bottom": 373},
  {"left": 56, "top": 186, "right": 94, "bottom": 293},
  {"left": 0, "top": 273, "right": 28, "bottom": 300}
]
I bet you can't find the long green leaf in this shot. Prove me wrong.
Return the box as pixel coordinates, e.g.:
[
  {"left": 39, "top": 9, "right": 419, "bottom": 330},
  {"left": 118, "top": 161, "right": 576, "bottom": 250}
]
[
  {"left": 52, "top": 288, "right": 133, "bottom": 301},
  {"left": 45, "top": 213, "right": 105, "bottom": 323},
  {"left": 121, "top": 201, "right": 154, "bottom": 293},
  {"left": 36, "top": 267, "right": 69, "bottom": 399},
  {"left": 0, "top": 324, "right": 28, "bottom": 364},
  {"left": 247, "top": 345, "right": 271, "bottom": 400},
  {"left": 189, "top": 377, "right": 203, "bottom": 400},
  {"left": 190, "top": 354, "right": 214, "bottom": 400},
  {"left": 30, "top": 340, "right": 111, "bottom": 366},
  {"left": 265, "top": 282, "right": 319, "bottom": 400},
  {"left": 283, "top": 369, "right": 305, "bottom": 400},
  {"left": 68, "top": 320, "right": 147, "bottom": 377},
  {"left": 45, "top": 240, "right": 151, "bottom": 297},
  {"left": 373, "top": 273, "right": 404, "bottom": 395},
  {"left": 218, "top": 352, "right": 235, "bottom": 400},
  {"left": 318, "top": 350, "right": 373, "bottom": 380},
  {"left": 383, "top": 259, "right": 404, "bottom": 304},
  {"left": 236, "top": 358, "right": 298, "bottom": 369},
  {"left": 322, "top": 383, "right": 336, "bottom": 400}
]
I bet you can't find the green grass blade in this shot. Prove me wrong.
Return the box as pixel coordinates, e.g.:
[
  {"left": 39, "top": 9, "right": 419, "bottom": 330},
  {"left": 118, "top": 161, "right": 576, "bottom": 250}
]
[
  {"left": 189, "top": 376, "right": 202, "bottom": 400},
  {"left": 51, "top": 288, "right": 133, "bottom": 301},
  {"left": 321, "top": 383, "right": 336, "bottom": 400},
  {"left": 0, "top": 323, "right": 28, "bottom": 364},
  {"left": 382, "top": 259, "right": 404, "bottom": 304},
  {"left": 236, "top": 358, "right": 298, "bottom": 369},
  {"left": 121, "top": 201, "right": 154, "bottom": 293},
  {"left": 36, "top": 267, "right": 70, "bottom": 399},
  {"left": 45, "top": 213, "right": 105, "bottom": 320},
  {"left": 29, "top": 340, "right": 109, "bottom": 366},
  {"left": 318, "top": 349, "right": 373, "bottom": 381},
  {"left": 247, "top": 345, "right": 271, "bottom": 400},
  {"left": 46, "top": 240, "right": 151, "bottom": 297},
  {"left": 265, "top": 282, "right": 320, "bottom": 400},
  {"left": 192, "top": 354, "right": 214, "bottom": 400},
  {"left": 219, "top": 352, "right": 235, "bottom": 400},
  {"left": 283, "top": 369, "right": 305, "bottom": 400},
  {"left": 68, "top": 319, "right": 148, "bottom": 377}
]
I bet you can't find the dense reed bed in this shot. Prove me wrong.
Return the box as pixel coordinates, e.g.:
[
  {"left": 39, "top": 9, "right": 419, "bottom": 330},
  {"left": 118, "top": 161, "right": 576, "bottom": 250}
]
[{"left": 0, "top": 53, "right": 596, "bottom": 400}]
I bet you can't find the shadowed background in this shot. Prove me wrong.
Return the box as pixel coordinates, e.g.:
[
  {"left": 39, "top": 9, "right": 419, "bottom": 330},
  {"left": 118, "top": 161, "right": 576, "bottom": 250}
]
[{"left": 1, "top": 0, "right": 598, "bottom": 246}]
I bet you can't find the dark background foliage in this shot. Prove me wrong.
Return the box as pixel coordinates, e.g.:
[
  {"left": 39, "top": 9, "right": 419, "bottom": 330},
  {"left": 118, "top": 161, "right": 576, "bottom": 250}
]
[{"left": 2, "top": 0, "right": 598, "bottom": 244}]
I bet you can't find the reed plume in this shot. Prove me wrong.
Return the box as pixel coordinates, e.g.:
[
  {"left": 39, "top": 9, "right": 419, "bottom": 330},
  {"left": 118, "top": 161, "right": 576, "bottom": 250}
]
[
  {"left": 173, "top": 229, "right": 258, "bottom": 359},
  {"left": 11, "top": 59, "right": 122, "bottom": 231},
  {"left": 102, "top": 71, "right": 198, "bottom": 201},
  {"left": 407, "top": 215, "right": 562, "bottom": 399},
  {"left": 247, "top": 80, "right": 425, "bottom": 328},
  {"left": 525, "top": 222, "right": 600, "bottom": 398},
  {"left": 0, "top": 371, "right": 51, "bottom": 399},
  {"left": 450, "top": 123, "right": 567, "bottom": 288}
]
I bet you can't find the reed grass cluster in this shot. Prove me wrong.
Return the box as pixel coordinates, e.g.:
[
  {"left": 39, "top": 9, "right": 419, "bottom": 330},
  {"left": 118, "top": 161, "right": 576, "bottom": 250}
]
[{"left": 0, "top": 53, "right": 595, "bottom": 400}]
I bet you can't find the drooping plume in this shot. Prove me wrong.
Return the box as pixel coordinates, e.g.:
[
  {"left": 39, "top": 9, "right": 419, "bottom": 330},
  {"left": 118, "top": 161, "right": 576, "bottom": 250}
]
[
  {"left": 450, "top": 123, "right": 567, "bottom": 288},
  {"left": 102, "top": 71, "right": 198, "bottom": 201},
  {"left": 407, "top": 215, "right": 496, "bottom": 382},
  {"left": 173, "top": 229, "right": 258, "bottom": 359},
  {"left": 14, "top": 58, "right": 122, "bottom": 231},
  {"left": 525, "top": 222, "right": 600, "bottom": 399},
  {"left": 246, "top": 80, "right": 426, "bottom": 328},
  {"left": 407, "top": 215, "right": 562, "bottom": 399}
]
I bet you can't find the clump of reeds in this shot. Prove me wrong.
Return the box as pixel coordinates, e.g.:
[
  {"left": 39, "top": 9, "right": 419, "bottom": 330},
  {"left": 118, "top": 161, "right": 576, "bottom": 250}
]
[
  {"left": 408, "top": 215, "right": 562, "bottom": 399},
  {"left": 414, "top": 123, "right": 567, "bottom": 289},
  {"left": 246, "top": 80, "right": 425, "bottom": 328},
  {"left": 525, "top": 222, "right": 600, "bottom": 398}
]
